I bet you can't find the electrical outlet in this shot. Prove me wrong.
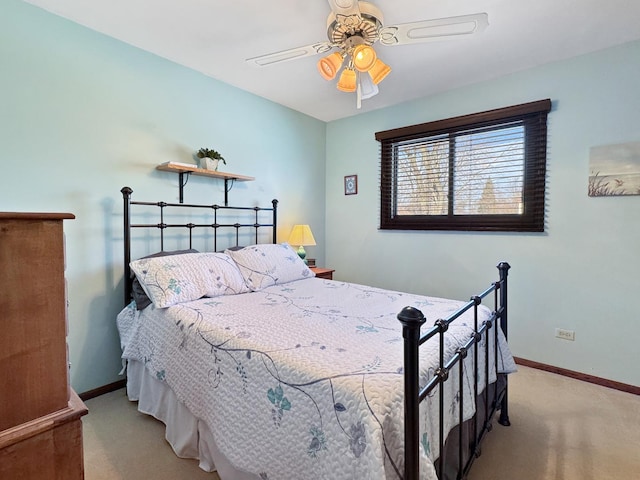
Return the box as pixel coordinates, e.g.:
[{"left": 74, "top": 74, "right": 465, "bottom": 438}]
[{"left": 555, "top": 328, "right": 575, "bottom": 341}]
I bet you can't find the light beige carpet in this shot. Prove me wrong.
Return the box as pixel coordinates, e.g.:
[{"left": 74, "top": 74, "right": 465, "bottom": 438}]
[
  {"left": 83, "top": 389, "right": 218, "bottom": 480},
  {"left": 83, "top": 366, "right": 639, "bottom": 479},
  {"left": 469, "top": 366, "right": 640, "bottom": 480}
]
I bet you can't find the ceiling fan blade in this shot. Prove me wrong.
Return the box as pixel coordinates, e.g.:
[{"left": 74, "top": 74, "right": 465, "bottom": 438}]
[
  {"left": 246, "top": 42, "right": 333, "bottom": 67},
  {"left": 379, "top": 13, "right": 488, "bottom": 46},
  {"left": 327, "top": 0, "right": 361, "bottom": 19}
]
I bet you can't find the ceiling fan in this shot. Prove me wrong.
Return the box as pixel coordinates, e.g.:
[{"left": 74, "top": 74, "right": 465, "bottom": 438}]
[{"left": 246, "top": 0, "right": 488, "bottom": 108}]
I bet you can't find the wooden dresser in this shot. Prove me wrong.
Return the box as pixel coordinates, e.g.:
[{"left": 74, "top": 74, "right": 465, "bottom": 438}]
[{"left": 0, "top": 212, "right": 88, "bottom": 479}]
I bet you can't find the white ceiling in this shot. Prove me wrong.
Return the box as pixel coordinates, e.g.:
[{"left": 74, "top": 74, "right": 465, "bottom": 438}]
[{"left": 23, "top": 0, "right": 640, "bottom": 122}]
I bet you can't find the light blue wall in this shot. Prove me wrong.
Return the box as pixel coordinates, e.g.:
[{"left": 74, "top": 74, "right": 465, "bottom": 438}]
[
  {"left": 1, "top": 0, "right": 326, "bottom": 394},
  {"left": 3, "top": 0, "right": 638, "bottom": 392},
  {"left": 326, "top": 40, "right": 640, "bottom": 386}
]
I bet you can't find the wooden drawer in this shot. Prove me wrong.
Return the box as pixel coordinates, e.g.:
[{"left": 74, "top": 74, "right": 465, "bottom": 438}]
[
  {"left": 0, "top": 390, "right": 88, "bottom": 480},
  {"left": 0, "top": 214, "right": 73, "bottom": 431}
]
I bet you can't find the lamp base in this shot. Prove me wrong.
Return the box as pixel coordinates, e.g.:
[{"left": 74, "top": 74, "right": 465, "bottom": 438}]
[{"left": 296, "top": 245, "right": 308, "bottom": 265}]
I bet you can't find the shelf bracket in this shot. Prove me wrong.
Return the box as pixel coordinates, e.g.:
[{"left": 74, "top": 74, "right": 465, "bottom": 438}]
[
  {"left": 224, "top": 178, "right": 236, "bottom": 206},
  {"left": 178, "top": 172, "right": 191, "bottom": 204}
]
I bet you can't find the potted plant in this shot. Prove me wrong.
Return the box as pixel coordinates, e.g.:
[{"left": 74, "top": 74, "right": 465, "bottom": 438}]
[{"left": 196, "top": 148, "right": 226, "bottom": 171}]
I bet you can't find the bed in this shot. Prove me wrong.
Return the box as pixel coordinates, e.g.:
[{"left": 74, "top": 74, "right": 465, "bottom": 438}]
[{"left": 117, "top": 187, "right": 516, "bottom": 480}]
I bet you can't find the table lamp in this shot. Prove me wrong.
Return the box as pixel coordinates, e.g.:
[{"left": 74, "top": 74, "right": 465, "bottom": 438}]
[{"left": 288, "top": 224, "right": 316, "bottom": 265}]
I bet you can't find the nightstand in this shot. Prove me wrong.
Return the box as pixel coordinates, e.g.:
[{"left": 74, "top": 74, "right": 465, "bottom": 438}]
[{"left": 310, "top": 267, "right": 334, "bottom": 280}]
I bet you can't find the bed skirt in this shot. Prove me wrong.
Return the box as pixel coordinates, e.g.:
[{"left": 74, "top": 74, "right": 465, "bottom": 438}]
[
  {"left": 126, "top": 360, "right": 505, "bottom": 480},
  {"left": 125, "top": 360, "right": 260, "bottom": 480}
]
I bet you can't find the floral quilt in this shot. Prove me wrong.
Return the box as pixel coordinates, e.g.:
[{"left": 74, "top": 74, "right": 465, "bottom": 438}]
[{"left": 117, "top": 277, "right": 515, "bottom": 480}]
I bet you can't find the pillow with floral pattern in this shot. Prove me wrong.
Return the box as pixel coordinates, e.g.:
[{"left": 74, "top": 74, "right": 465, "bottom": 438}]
[
  {"left": 226, "top": 243, "right": 314, "bottom": 291},
  {"left": 130, "top": 252, "right": 249, "bottom": 308}
]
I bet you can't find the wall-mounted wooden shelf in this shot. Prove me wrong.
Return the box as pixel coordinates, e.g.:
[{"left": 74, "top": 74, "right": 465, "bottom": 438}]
[
  {"left": 156, "top": 162, "right": 254, "bottom": 181},
  {"left": 156, "top": 162, "right": 255, "bottom": 205}
]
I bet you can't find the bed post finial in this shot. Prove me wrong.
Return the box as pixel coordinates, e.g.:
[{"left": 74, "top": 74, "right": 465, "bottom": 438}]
[
  {"left": 398, "top": 306, "right": 426, "bottom": 480},
  {"left": 498, "top": 261, "right": 510, "bottom": 276}
]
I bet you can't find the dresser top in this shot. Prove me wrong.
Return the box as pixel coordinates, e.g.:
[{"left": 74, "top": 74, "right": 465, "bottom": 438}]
[{"left": 0, "top": 212, "right": 75, "bottom": 220}]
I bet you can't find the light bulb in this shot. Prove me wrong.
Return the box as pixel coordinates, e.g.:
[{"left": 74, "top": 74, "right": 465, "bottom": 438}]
[{"left": 352, "top": 45, "right": 377, "bottom": 72}]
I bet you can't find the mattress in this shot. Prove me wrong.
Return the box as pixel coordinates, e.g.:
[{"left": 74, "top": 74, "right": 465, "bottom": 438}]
[{"left": 117, "top": 277, "right": 515, "bottom": 480}]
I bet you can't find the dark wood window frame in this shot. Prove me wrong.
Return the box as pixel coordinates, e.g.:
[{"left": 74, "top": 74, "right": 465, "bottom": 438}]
[{"left": 376, "top": 99, "right": 552, "bottom": 232}]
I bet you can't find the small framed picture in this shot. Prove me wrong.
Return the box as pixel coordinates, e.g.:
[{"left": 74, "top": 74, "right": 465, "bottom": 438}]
[{"left": 344, "top": 175, "right": 358, "bottom": 195}]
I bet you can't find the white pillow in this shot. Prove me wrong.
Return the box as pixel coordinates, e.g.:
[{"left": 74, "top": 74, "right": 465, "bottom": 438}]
[
  {"left": 130, "top": 252, "right": 249, "bottom": 308},
  {"left": 226, "top": 243, "right": 314, "bottom": 291}
]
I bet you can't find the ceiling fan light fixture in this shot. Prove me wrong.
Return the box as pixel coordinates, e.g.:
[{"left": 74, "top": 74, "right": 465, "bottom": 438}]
[
  {"left": 368, "top": 58, "right": 391, "bottom": 85},
  {"left": 352, "top": 44, "right": 377, "bottom": 72},
  {"left": 246, "top": 4, "right": 489, "bottom": 109},
  {"left": 336, "top": 68, "right": 357, "bottom": 92},
  {"left": 317, "top": 52, "right": 345, "bottom": 81}
]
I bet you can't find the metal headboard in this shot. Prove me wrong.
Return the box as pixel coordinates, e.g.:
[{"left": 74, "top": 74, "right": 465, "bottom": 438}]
[{"left": 121, "top": 186, "right": 278, "bottom": 306}]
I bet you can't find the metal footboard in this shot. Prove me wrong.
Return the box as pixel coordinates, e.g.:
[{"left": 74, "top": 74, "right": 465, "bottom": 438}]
[{"left": 399, "top": 262, "right": 510, "bottom": 480}]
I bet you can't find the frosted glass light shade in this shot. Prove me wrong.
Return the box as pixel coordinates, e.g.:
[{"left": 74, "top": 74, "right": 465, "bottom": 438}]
[
  {"left": 317, "top": 52, "right": 344, "bottom": 81},
  {"left": 336, "top": 68, "right": 357, "bottom": 92},
  {"left": 368, "top": 58, "right": 391, "bottom": 84},
  {"left": 353, "top": 45, "right": 377, "bottom": 72}
]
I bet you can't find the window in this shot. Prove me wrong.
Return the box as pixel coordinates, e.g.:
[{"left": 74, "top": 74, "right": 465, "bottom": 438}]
[{"left": 376, "top": 99, "right": 551, "bottom": 232}]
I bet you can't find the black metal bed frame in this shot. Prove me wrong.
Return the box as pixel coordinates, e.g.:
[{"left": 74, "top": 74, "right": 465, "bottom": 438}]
[
  {"left": 121, "top": 186, "right": 510, "bottom": 480},
  {"left": 399, "top": 262, "right": 511, "bottom": 480},
  {"left": 121, "top": 186, "right": 278, "bottom": 305}
]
